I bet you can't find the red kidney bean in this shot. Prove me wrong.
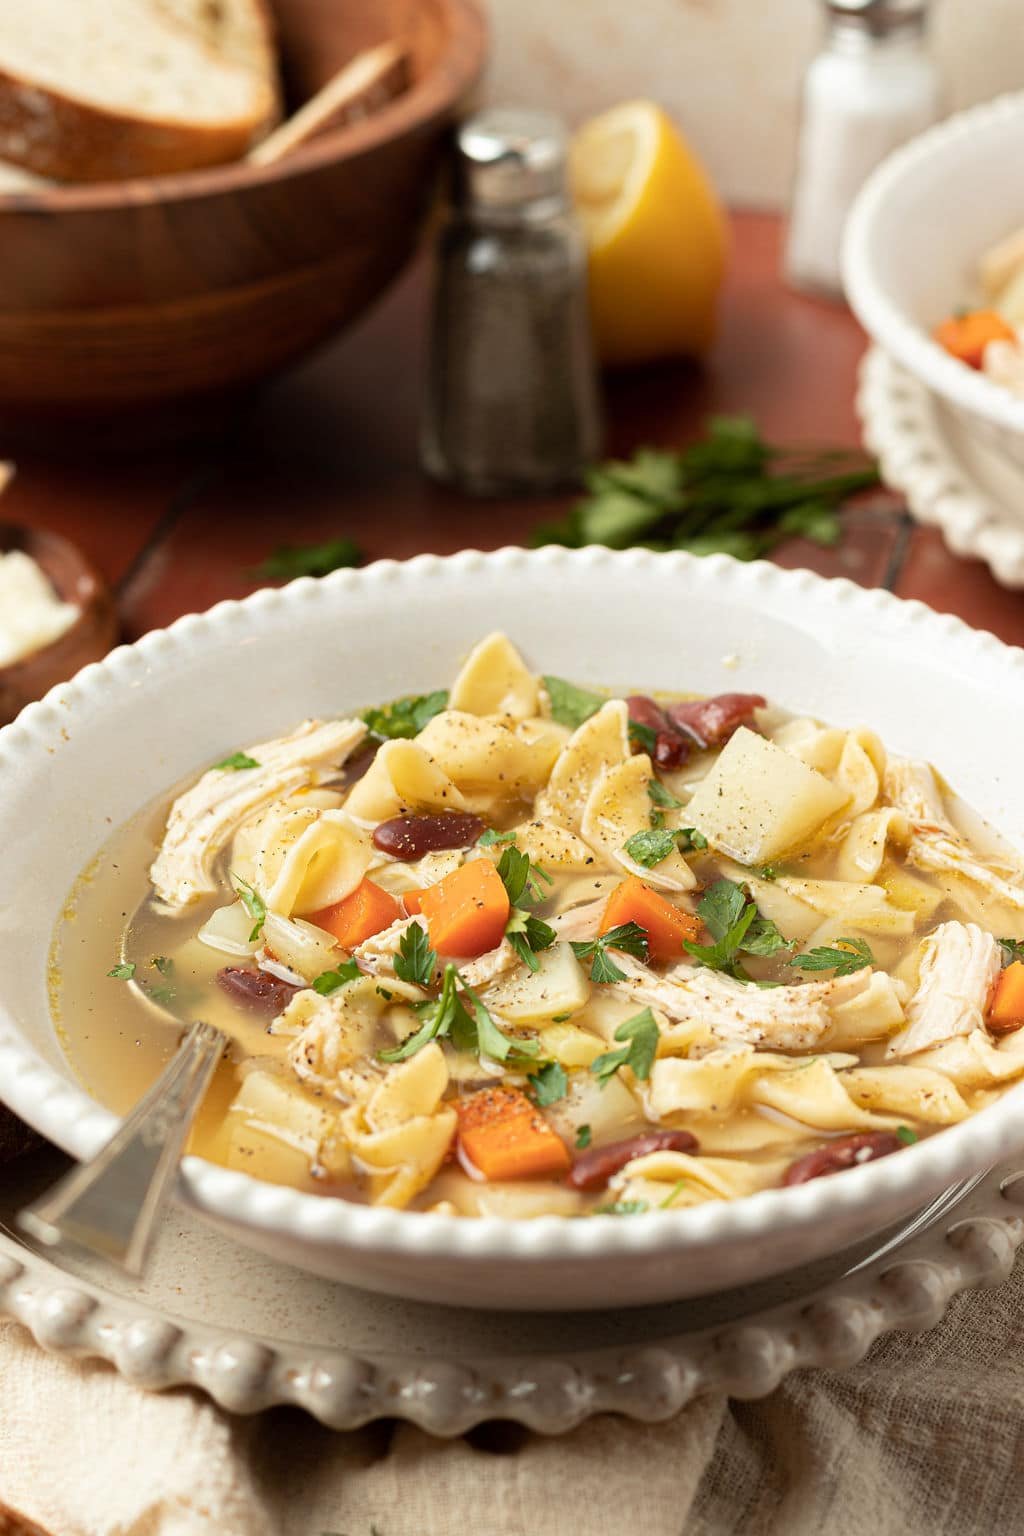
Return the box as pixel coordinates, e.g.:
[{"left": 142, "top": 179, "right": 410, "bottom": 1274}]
[
  {"left": 337, "top": 742, "right": 379, "bottom": 788},
  {"left": 216, "top": 966, "right": 301, "bottom": 1018},
  {"left": 666, "top": 693, "right": 766, "bottom": 749},
  {"left": 626, "top": 696, "right": 691, "bottom": 769},
  {"left": 567, "top": 1128, "right": 699, "bottom": 1191},
  {"left": 372, "top": 812, "right": 486, "bottom": 861},
  {"left": 783, "top": 1131, "right": 904, "bottom": 1187},
  {"left": 653, "top": 730, "right": 689, "bottom": 769}
]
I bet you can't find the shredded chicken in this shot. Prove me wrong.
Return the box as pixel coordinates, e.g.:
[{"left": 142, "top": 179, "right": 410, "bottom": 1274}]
[
  {"left": 547, "top": 897, "right": 606, "bottom": 945},
  {"left": 281, "top": 988, "right": 381, "bottom": 1103},
  {"left": 885, "top": 758, "right": 1024, "bottom": 911},
  {"left": 151, "top": 718, "right": 367, "bottom": 907},
  {"left": 354, "top": 915, "right": 519, "bottom": 989},
  {"left": 887, "top": 921, "right": 1000, "bottom": 1058},
  {"left": 612, "top": 953, "right": 872, "bottom": 1052}
]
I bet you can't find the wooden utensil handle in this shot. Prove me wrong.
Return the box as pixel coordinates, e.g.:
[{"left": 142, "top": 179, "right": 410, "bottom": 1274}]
[{"left": 248, "top": 41, "right": 411, "bottom": 167}]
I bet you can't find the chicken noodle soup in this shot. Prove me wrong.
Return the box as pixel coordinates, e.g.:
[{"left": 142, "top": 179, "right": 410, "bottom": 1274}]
[{"left": 51, "top": 633, "right": 1024, "bottom": 1218}]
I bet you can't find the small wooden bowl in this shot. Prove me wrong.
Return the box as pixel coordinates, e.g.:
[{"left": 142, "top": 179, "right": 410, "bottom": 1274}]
[
  {"left": 0, "top": 525, "right": 118, "bottom": 727},
  {"left": 0, "top": 0, "right": 486, "bottom": 433}
]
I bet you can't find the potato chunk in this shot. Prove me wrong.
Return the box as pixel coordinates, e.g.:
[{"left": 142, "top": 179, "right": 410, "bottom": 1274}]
[{"left": 686, "top": 726, "right": 850, "bottom": 863}]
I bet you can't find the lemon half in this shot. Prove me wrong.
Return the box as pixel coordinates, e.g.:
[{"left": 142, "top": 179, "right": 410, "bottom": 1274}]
[{"left": 570, "top": 101, "right": 728, "bottom": 367}]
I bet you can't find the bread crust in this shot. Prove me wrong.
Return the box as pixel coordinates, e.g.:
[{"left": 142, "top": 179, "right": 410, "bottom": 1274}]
[{"left": 0, "top": 65, "right": 274, "bottom": 180}]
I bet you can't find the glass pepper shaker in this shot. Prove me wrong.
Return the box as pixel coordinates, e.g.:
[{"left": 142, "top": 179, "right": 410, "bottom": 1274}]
[
  {"left": 785, "top": 0, "right": 944, "bottom": 299},
  {"left": 420, "top": 107, "right": 602, "bottom": 496}
]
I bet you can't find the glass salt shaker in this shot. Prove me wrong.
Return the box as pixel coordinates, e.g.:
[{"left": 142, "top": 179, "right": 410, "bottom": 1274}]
[
  {"left": 785, "top": 0, "right": 944, "bottom": 299},
  {"left": 420, "top": 107, "right": 602, "bottom": 496}
]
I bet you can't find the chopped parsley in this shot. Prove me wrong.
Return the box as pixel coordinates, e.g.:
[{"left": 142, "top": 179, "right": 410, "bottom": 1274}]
[
  {"left": 684, "top": 878, "right": 791, "bottom": 979},
  {"left": 628, "top": 718, "right": 658, "bottom": 754},
  {"left": 998, "top": 938, "right": 1024, "bottom": 968},
  {"left": 589, "top": 1007, "right": 659, "bottom": 1087},
  {"left": 571, "top": 921, "right": 649, "bottom": 984},
  {"left": 478, "top": 828, "right": 518, "bottom": 848},
  {"left": 362, "top": 690, "right": 449, "bottom": 741},
  {"left": 575, "top": 1124, "right": 592, "bottom": 1150},
  {"left": 647, "top": 779, "right": 684, "bottom": 811},
  {"left": 527, "top": 1061, "right": 568, "bottom": 1107},
  {"left": 213, "top": 751, "right": 260, "bottom": 772},
  {"left": 659, "top": 1178, "right": 690, "bottom": 1209},
  {"left": 257, "top": 537, "right": 362, "bottom": 581},
  {"left": 757, "top": 864, "right": 780, "bottom": 881},
  {"left": 623, "top": 828, "right": 678, "bottom": 868},
  {"left": 593, "top": 1200, "right": 649, "bottom": 1216},
  {"left": 789, "top": 937, "right": 874, "bottom": 976},
  {"left": 151, "top": 956, "right": 173, "bottom": 975},
  {"left": 107, "top": 962, "right": 136, "bottom": 981},
  {"left": 896, "top": 1125, "right": 919, "bottom": 1146},
  {"left": 312, "top": 960, "right": 362, "bottom": 995},
  {"left": 505, "top": 907, "right": 557, "bottom": 972},
  {"left": 394, "top": 924, "right": 437, "bottom": 988},
  {"left": 231, "top": 873, "right": 267, "bottom": 943},
  {"left": 676, "top": 827, "right": 708, "bottom": 853},
  {"left": 551, "top": 1012, "right": 572, "bottom": 1023},
  {"left": 378, "top": 963, "right": 536, "bottom": 1066},
  {"left": 542, "top": 675, "right": 606, "bottom": 730},
  {"left": 496, "top": 845, "right": 553, "bottom": 907}
]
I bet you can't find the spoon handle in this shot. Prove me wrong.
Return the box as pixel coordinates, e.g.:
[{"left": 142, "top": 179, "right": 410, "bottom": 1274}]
[{"left": 19, "top": 1021, "right": 224, "bottom": 1275}]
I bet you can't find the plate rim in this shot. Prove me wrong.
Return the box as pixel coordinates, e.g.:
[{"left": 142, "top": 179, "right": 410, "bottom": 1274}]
[{"left": 0, "top": 1160, "right": 1020, "bottom": 1434}]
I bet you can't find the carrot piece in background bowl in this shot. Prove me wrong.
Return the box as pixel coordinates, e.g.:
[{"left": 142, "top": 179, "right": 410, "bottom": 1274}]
[{"left": 933, "top": 308, "right": 1015, "bottom": 369}]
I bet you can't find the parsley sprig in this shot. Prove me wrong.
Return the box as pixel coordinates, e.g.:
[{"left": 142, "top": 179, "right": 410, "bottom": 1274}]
[
  {"left": 496, "top": 847, "right": 557, "bottom": 971},
  {"left": 788, "top": 937, "right": 875, "bottom": 976},
  {"left": 531, "top": 416, "right": 879, "bottom": 561},
  {"left": 378, "top": 962, "right": 538, "bottom": 1066},
  {"left": 624, "top": 826, "right": 706, "bottom": 868},
  {"left": 394, "top": 924, "right": 437, "bottom": 988},
  {"left": 257, "top": 537, "right": 362, "bottom": 581},
  {"left": 998, "top": 938, "right": 1024, "bottom": 968},
  {"left": 362, "top": 690, "right": 449, "bottom": 741},
  {"left": 590, "top": 1006, "right": 660, "bottom": 1087},
  {"left": 505, "top": 907, "right": 558, "bottom": 972},
  {"left": 571, "top": 922, "right": 649, "bottom": 983},
  {"left": 684, "top": 878, "right": 790, "bottom": 980}
]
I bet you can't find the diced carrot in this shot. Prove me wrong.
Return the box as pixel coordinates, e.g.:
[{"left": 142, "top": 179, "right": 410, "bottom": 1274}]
[
  {"left": 402, "top": 887, "right": 427, "bottom": 916},
  {"left": 309, "top": 878, "right": 402, "bottom": 948},
  {"left": 934, "top": 309, "right": 1015, "bottom": 370},
  {"left": 418, "top": 859, "right": 510, "bottom": 958},
  {"left": 600, "top": 875, "right": 701, "bottom": 966},
  {"left": 988, "top": 960, "right": 1024, "bottom": 1036},
  {"left": 456, "top": 1086, "right": 571, "bottom": 1181}
]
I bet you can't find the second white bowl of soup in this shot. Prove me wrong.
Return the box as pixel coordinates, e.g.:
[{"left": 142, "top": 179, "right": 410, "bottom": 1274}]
[{"left": 2, "top": 548, "right": 1024, "bottom": 1309}]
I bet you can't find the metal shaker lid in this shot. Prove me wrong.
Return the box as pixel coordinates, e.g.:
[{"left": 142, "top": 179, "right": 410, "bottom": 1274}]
[
  {"left": 455, "top": 108, "right": 569, "bottom": 211},
  {"left": 825, "top": 0, "right": 929, "bottom": 29}
]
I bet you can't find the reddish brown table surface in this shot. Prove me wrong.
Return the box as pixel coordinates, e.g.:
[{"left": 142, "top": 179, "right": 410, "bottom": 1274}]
[{"left": 5, "top": 211, "right": 1024, "bottom": 647}]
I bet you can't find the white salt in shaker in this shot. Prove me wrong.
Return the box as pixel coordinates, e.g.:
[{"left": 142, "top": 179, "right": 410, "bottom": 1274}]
[{"left": 785, "top": 0, "right": 944, "bottom": 298}]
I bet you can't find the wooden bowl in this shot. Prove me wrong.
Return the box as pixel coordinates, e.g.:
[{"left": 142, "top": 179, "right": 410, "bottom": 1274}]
[
  {"left": 0, "top": 0, "right": 486, "bottom": 432},
  {"left": 0, "top": 525, "right": 118, "bottom": 726}
]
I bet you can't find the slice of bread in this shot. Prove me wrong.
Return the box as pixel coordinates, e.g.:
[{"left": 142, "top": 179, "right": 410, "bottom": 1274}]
[
  {"left": 157, "top": 0, "right": 281, "bottom": 121},
  {"left": 0, "top": 0, "right": 278, "bottom": 181}
]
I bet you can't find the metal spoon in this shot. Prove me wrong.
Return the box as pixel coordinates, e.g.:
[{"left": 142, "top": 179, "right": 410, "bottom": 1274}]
[{"left": 18, "top": 1020, "right": 226, "bottom": 1275}]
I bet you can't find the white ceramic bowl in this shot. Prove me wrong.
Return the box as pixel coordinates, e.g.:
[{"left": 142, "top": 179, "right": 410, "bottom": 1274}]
[
  {"left": 2, "top": 548, "right": 1024, "bottom": 1311},
  {"left": 843, "top": 92, "right": 1024, "bottom": 469}
]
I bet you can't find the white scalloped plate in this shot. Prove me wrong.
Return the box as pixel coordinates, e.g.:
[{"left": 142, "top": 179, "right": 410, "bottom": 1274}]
[
  {"left": 859, "top": 346, "right": 1024, "bottom": 588},
  {"left": 1, "top": 1147, "right": 1022, "bottom": 1434}
]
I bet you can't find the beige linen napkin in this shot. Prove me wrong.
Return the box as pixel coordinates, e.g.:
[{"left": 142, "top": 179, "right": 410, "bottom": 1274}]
[{"left": 1, "top": 1259, "right": 1023, "bottom": 1536}]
